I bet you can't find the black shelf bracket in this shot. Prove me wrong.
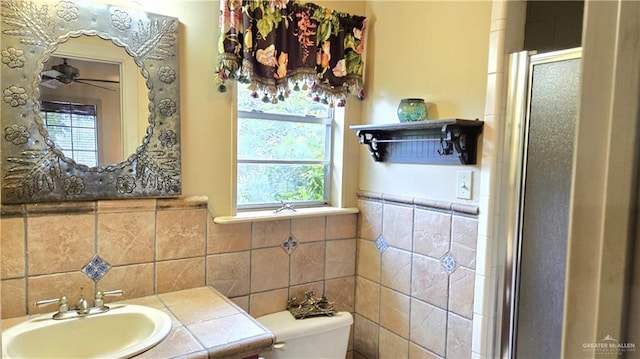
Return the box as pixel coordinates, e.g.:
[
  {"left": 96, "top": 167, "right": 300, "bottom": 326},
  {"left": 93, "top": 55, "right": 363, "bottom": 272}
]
[{"left": 350, "top": 119, "right": 484, "bottom": 165}]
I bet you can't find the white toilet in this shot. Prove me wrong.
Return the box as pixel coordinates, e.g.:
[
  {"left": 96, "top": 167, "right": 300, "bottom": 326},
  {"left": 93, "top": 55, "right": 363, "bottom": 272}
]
[{"left": 256, "top": 310, "right": 353, "bottom": 359}]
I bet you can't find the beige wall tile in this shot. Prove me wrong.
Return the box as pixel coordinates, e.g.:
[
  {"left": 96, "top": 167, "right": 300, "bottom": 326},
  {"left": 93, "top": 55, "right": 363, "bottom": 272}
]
[
  {"left": 379, "top": 327, "right": 409, "bottom": 359},
  {"left": 410, "top": 299, "right": 447, "bottom": 357},
  {"left": 157, "top": 198, "right": 207, "bottom": 210},
  {"left": 355, "top": 276, "right": 380, "bottom": 322},
  {"left": 354, "top": 314, "right": 379, "bottom": 359},
  {"left": 290, "top": 242, "right": 325, "bottom": 285},
  {"left": 379, "top": 287, "right": 410, "bottom": 339},
  {"left": 27, "top": 214, "right": 94, "bottom": 275},
  {"left": 97, "top": 199, "right": 156, "bottom": 213},
  {"left": 156, "top": 208, "right": 206, "bottom": 260},
  {"left": 159, "top": 286, "right": 218, "bottom": 307},
  {"left": 249, "top": 288, "right": 288, "bottom": 318},
  {"left": 449, "top": 266, "right": 475, "bottom": 319},
  {"left": 358, "top": 199, "right": 383, "bottom": 241},
  {"left": 357, "top": 239, "right": 381, "bottom": 282},
  {"left": 326, "top": 239, "right": 356, "bottom": 279},
  {"left": 1, "top": 278, "right": 25, "bottom": 318},
  {"left": 413, "top": 209, "right": 451, "bottom": 258},
  {"left": 207, "top": 219, "right": 251, "bottom": 254},
  {"left": 408, "top": 343, "right": 441, "bottom": 359},
  {"left": 1, "top": 204, "right": 24, "bottom": 217},
  {"left": 411, "top": 254, "right": 449, "bottom": 309},
  {"left": 327, "top": 214, "right": 357, "bottom": 240},
  {"left": 206, "top": 252, "right": 250, "bottom": 297},
  {"left": 229, "top": 295, "right": 249, "bottom": 312},
  {"left": 251, "top": 247, "right": 289, "bottom": 292},
  {"left": 252, "top": 219, "right": 290, "bottom": 248},
  {"left": 97, "top": 211, "right": 155, "bottom": 265},
  {"left": 451, "top": 215, "right": 478, "bottom": 269},
  {"left": 325, "top": 276, "right": 355, "bottom": 313},
  {"left": 381, "top": 247, "right": 412, "bottom": 295},
  {"left": 28, "top": 272, "right": 95, "bottom": 315},
  {"left": 292, "top": 216, "right": 326, "bottom": 243},
  {"left": 26, "top": 201, "right": 94, "bottom": 215},
  {"left": 156, "top": 257, "right": 205, "bottom": 294},
  {"left": 97, "top": 263, "right": 154, "bottom": 301},
  {"left": 1, "top": 217, "right": 25, "bottom": 279},
  {"left": 382, "top": 203, "right": 414, "bottom": 250},
  {"left": 447, "top": 313, "right": 473, "bottom": 359},
  {"left": 289, "top": 281, "right": 324, "bottom": 304}
]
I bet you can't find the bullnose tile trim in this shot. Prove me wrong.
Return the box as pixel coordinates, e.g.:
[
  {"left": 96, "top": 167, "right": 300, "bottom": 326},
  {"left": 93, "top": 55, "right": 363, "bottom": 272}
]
[
  {"left": 357, "top": 191, "right": 479, "bottom": 216},
  {"left": 214, "top": 207, "right": 359, "bottom": 224}
]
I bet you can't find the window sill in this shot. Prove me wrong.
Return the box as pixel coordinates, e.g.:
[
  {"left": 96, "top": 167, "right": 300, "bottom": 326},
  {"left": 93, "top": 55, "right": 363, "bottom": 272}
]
[{"left": 213, "top": 206, "right": 359, "bottom": 224}]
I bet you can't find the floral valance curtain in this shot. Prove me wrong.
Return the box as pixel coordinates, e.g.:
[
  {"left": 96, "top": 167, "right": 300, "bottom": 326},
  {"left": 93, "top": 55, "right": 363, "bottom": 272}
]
[{"left": 215, "top": 0, "right": 367, "bottom": 107}]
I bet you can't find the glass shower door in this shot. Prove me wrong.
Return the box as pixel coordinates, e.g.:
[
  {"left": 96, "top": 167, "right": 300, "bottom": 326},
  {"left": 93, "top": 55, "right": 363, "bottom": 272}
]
[{"left": 501, "top": 48, "right": 582, "bottom": 359}]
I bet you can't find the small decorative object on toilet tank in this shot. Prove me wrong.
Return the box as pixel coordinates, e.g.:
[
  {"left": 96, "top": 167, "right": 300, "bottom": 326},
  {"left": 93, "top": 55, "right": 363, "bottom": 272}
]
[{"left": 397, "top": 98, "right": 428, "bottom": 122}]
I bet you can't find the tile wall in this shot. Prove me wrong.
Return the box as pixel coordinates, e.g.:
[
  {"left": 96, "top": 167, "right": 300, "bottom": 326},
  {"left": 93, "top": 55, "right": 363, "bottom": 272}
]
[
  {"left": 1, "top": 193, "right": 476, "bottom": 359},
  {"left": 1, "top": 198, "right": 207, "bottom": 317},
  {"left": 0, "top": 197, "right": 358, "bottom": 346},
  {"left": 207, "top": 213, "right": 358, "bottom": 322},
  {"left": 353, "top": 192, "right": 478, "bottom": 359}
]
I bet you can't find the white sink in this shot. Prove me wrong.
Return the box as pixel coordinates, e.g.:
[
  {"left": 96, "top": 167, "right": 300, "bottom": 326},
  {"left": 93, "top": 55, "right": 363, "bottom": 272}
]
[{"left": 2, "top": 304, "right": 172, "bottom": 359}]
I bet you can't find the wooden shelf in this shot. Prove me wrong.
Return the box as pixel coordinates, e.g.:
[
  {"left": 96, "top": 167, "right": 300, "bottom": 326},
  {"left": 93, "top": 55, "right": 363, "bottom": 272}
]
[{"left": 350, "top": 119, "right": 484, "bottom": 165}]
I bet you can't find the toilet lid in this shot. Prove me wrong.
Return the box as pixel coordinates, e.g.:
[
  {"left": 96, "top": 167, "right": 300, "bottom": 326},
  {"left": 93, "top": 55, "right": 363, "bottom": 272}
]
[{"left": 256, "top": 311, "right": 353, "bottom": 341}]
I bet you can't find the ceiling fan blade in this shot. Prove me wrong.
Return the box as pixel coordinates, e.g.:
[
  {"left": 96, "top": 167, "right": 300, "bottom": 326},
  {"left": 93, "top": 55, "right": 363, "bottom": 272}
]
[
  {"left": 75, "top": 78, "right": 120, "bottom": 84},
  {"left": 74, "top": 79, "right": 116, "bottom": 92},
  {"left": 40, "top": 78, "right": 63, "bottom": 89},
  {"left": 41, "top": 69, "right": 63, "bottom": 78}
]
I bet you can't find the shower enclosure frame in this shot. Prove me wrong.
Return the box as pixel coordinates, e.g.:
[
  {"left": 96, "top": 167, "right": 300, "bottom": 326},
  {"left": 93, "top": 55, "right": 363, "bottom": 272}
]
[{"left": 498, "top": 47, "right": 582, "bottom": 359}]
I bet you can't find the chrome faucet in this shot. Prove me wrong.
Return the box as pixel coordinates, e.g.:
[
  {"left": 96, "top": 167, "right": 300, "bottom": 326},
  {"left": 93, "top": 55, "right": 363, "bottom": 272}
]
[
  {"left": 35, "top": 296, "right": 69, "bottom": 319},
  {"left": 94, "top": 289, "right": 124, "bottom": 310},
  {"left": 75, "top": 297, "right": 90, "bottom": 315},
  {"left": 34, "top": 289, "right": 124, "bottom": 320}
]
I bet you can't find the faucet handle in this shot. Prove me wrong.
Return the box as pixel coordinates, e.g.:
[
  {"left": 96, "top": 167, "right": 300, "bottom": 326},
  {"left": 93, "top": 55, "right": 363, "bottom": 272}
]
[
  {"left": 102, "top": 289, "right": 124, "bottom": 297},
  {"left": 34, "top": 296, "right": 69, "bottom": 313},
  {"left": 94, "top": 289, "right": 124, "bottom": 308}
]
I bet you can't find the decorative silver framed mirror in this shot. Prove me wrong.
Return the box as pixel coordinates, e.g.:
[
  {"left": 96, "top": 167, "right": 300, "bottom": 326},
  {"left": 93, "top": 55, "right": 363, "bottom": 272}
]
[{"left": 1, "top": 0, "right": 181, "bottom": 203}]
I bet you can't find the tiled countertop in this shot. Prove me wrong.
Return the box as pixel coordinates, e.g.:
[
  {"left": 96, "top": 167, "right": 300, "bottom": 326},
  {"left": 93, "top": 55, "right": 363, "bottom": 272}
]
[{"left": 2, "top": 286, "right": 276, "bottom": 359}]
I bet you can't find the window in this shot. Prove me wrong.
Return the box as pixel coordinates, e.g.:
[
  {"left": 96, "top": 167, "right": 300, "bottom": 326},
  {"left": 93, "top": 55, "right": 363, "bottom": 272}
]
[
  {"left": 237, "top": 86, "right": 333, "bottom": 210},
  {"left": 40, "top": 101, "right": 98, "bottom": 167}
]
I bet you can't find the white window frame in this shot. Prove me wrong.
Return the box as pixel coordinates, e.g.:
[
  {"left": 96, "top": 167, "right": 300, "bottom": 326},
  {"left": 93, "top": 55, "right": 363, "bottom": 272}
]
[{"left": 236, "top": 106, "right": 334, "bottom": 211}]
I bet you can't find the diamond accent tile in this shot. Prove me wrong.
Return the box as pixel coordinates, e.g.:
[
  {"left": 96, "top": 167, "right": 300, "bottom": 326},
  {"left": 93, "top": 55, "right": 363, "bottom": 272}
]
[
  {"left": 81, "top": 255, "right": 111, "bottom": 282},
  {"left": 440, "top": 253, "right": 458, "bottom": 274},
  {"left": 375, "top": 234, "right": 388, "bottom": 254},
  {"left": 282, "top": 235, "right": 298, "bottom": 255}
]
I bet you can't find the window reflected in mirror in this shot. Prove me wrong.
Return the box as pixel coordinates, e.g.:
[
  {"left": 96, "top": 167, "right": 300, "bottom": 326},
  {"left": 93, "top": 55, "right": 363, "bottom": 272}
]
[
  {"left": 40, "top": 56, "right": 123, "bottom": 167},
  {"left": 38, "top": 35, "right": 148, "bottom": 167},
  {"left": 40, "top": 101, "right": 99, "bottom": 167}
]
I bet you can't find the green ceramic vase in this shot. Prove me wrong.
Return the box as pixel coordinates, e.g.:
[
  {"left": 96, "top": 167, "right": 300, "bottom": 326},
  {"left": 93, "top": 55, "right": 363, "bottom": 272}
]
[{"left": 397, "top": 98, "right": 427, "bottom": 122}]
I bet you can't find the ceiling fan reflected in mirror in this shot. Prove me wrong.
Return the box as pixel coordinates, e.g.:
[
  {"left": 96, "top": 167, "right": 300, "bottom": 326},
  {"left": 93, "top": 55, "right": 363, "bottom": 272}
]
[{"left": 41, "top": 58, "right": 120, "bottom": 91}]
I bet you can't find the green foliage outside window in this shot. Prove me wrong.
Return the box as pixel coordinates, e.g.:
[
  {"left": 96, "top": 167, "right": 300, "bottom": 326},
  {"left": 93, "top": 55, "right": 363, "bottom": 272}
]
[{"left": 237, "top": 85, "right": 331, "bottom": 207}]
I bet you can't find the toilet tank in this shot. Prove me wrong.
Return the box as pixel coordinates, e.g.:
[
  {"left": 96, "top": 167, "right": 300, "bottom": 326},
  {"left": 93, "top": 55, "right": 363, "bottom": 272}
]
[{"left": 256, "top": 311, "right": 353, "bottom": 359}]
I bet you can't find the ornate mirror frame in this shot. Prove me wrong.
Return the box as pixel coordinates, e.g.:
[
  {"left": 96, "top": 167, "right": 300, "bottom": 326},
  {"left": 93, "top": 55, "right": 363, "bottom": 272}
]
[{"left": 1, "top": 0, "right": 181, "bottom": 203}]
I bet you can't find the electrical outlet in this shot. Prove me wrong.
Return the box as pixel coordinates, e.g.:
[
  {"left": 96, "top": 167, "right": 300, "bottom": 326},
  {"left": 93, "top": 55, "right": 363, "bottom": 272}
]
[{"left": 456, "top": 170, "right": 473, "bottom": 199}]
